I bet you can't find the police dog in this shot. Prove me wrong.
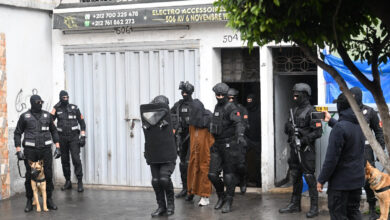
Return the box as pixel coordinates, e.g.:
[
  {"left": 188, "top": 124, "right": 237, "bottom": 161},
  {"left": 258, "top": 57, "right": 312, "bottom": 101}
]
[
  {"left": 365, "top": 161, "right": 390, "bottom": 220},
  {"left": 29, "top": 160, "right": 49, "bottom": 212}
]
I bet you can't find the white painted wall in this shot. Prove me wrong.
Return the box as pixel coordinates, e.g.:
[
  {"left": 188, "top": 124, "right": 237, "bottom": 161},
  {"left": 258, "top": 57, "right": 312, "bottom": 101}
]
[{"left": 0, "top": 4, "right": 53, "bottom": 196}]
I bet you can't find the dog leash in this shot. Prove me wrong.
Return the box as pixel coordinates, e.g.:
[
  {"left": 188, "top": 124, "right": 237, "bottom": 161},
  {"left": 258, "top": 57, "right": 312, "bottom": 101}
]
[{"left": 17, "top": 159, "right": 25, "bottom": 178}]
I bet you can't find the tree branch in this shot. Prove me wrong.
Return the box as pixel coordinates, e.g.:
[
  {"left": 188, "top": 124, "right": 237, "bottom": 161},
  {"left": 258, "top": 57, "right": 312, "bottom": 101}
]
[
  {"left": 336, "top": 44, "right": 374, "bottom": 90},
  {"left": 298, "top": 42, "right": 390, "bottom": 173}
]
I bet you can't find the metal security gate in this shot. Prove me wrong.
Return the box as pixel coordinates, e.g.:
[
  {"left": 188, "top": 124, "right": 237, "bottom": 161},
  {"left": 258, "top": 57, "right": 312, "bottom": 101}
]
[{"left": 63, "top": 42, "right": 199, "bottom": 187}]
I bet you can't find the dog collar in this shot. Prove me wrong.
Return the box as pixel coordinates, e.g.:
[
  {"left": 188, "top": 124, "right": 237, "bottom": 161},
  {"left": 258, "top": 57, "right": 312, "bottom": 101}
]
[
  {"left": 375, "top": 185, "right": 390, "bottom": 193},
  {"left": 33, "top": 178, "right": 46, "bottom": 183}
]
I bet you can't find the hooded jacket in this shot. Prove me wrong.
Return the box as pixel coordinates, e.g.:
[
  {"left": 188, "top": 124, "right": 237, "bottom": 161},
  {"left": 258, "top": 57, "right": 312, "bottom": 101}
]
[{"left": 318, "top": 108, "right": 365, "bottom": 190}]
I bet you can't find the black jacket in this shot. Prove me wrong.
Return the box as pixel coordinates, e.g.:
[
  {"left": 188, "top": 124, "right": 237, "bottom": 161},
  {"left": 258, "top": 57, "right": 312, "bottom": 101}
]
[
  {"left": 318, "top": 108, "right": 365, "bottom": 190},
  {"left": 14, "top": 110, "right": 59, "bottom": 148},
  {"left": 329, "top": 105, "right": 385, "bottom": 149}
]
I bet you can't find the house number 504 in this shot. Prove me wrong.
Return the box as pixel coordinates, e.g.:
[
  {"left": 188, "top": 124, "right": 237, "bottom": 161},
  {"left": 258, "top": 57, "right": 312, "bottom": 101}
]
[{"left": 222, "top": 34, "right": 239, "bottom": 43}]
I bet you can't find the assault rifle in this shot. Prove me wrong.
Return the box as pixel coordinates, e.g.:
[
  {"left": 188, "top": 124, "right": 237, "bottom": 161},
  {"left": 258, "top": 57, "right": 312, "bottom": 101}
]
[{"left": 290, "top": 108, "right": 302, "bottom": 163}]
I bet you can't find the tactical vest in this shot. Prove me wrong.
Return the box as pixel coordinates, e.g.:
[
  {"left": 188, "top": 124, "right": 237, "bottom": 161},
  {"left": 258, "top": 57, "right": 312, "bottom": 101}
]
[
  {"left": 55, "top": 104, "right": 79, "bottom": 135},
  {"left": 178, "top": 102, "right": 191, "bottom": 129},
  {"left": 22, "top": 111, "right": 53, "bottom": 148},
  {"left": 210, "top": 103, "right": 235, "bottom": 139},
  {"left": 294, "top": 105, "right": 312, "bottom": 128}
]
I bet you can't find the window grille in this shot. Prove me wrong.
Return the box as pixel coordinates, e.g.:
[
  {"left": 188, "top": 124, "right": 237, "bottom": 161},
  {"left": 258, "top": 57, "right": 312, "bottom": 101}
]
[{"left": 272, "top": 47, "right": 317, "bottom": 73}]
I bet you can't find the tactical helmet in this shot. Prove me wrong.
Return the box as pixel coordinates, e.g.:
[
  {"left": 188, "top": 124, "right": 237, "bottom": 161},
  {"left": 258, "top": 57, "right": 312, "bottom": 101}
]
[
  {"left": 292, "top": 83, "right": 311, "bottom": 96},
  {"left": 212, "top": 83, "right": 229, "bottom": 95},
  {"left": 151, "top": 95, "right": 169, "bottom": 105},
  {"left": 227, "top": 88, "right": 239, "bottom": 97},
  {"left": 178, "top": 81, "right": 194, "bottom": 94}
]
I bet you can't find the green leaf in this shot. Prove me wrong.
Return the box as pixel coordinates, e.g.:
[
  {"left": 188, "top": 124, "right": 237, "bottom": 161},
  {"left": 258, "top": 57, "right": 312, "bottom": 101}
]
[{"left": 273, "top": 0, "right": 280, "bottom": 7}]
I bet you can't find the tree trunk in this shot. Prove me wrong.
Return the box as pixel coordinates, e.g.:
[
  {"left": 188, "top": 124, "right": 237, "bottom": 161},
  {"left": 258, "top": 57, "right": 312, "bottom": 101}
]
[
  {"left": 371, "top": 90, "right": 390, "bottom": 153},
  {"left": 298, "top": 45, "right": 390, "bottom": 173}
]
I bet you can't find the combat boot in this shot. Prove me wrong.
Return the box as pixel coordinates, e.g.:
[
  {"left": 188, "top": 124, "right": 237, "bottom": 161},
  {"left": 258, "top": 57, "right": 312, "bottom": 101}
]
[
  {"left": 305, "top": 174, "right": 319, "bottom": 218},
  {"left": 221, "top": 196, "right": 233, "bottom": 213},
  {"left": 47, "top": 198, "right": 58, "bottom": 210},
  {"left": 214, "top": 192, "right": 225, "bottom": 210},
  {"left": 151, "top": 206, "right": 166, "bottom": 217},
  {"left": 77, "top": 180, "right": 84, "bottom": 192},
  {"left": 166, "top": 185, "right": 175, "bottom": 216},
  {"left": 185, "top": 194, "right": 194, "bottom": 202},
  {"left": 279, "top": 196, "right": 301, "bottom": 213},
  {"left": 24, "top": 199, "right": 33, "bottom": 212},
  {"left": 368, "top": 201, "right": 379, "bottom": 220},
  {"left": 306, "top": 196, "right": 319, "bottom": 218},
  {"left": 175, "top": 189, "right": 187, "bottom": 198},
  {"left": 61, "top": 180, "right": 72, "bottom": 191},
  {"left": 152, "top": 180, "right": 166, "bottom": 217}
]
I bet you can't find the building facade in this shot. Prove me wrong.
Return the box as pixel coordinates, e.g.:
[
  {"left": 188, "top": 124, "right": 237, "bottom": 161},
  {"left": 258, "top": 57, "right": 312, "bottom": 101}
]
[
  {"left": 52, "top": 0, "right": 329, "bottom": 192},
  {"left": 0, "top": 0, "right": 59, "bottom": 199}
]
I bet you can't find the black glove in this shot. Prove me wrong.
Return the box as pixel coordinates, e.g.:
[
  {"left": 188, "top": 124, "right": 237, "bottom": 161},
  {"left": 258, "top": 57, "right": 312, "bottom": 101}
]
[
  {"left": 79, "top": 136, "right": 86, "bottom": 147},
  {"left": 301, "top": 136, "right": 309, "bottom": 146},
  {"left": 237, "top": 136, "right": 247, "bottom": 146},
  {"left": 53, "top": 148, "right": 61, "bottom": 159},
  {"left": 16, "top": 151, "right": 25, "bottom": 160}
]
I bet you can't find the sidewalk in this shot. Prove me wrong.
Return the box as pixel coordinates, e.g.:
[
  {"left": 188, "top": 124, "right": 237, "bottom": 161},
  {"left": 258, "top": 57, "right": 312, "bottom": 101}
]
[{"left": 0, "top": 186, "right": 373, "bottom": 220}]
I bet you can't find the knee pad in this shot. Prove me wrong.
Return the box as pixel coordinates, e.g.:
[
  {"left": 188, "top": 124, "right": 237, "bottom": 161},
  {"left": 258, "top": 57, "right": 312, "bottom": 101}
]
[
  {"left": 303, "top": 174, "right": 316, "bottom": 185},
  {"left": 151, "top": 178, "right": 159, "bottom": 188},
  {"left": 223, "top": 173, "right": 237, "bottom": 185},
  {"left": 159, "top": 177, "right": 171, "bottom": 189},
  {"left": 208, "top": 173, "right": 219, "bottom": 182}
]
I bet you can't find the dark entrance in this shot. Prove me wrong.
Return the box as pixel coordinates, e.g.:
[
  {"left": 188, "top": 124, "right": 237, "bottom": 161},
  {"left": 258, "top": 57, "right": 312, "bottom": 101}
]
[
  {"left": 272, "top": 47, "right": 318, "bottom": 185},
  {"left": 221, "top": 48, "right": 261, "bottom": 187}
]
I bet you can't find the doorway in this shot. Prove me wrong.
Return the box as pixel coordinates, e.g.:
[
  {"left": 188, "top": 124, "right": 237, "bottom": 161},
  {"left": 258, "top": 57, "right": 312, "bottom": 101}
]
[
  {"left": 272, "top": 47, "right": 318, "bottom": 185},
  {"left": 221, "top": 48, "right": 261, "bottom": 187}
]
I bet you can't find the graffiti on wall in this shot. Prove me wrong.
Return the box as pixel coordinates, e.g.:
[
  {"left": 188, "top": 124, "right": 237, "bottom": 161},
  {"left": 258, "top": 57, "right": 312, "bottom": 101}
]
[{"left": 14, "top": 89, "right": 52, "bottom": 115}]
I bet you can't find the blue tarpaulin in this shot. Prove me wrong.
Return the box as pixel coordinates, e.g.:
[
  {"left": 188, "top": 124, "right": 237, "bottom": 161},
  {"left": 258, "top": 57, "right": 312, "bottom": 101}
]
[{"left": 323, "top": 52, "right": 390, "bottom": 104}]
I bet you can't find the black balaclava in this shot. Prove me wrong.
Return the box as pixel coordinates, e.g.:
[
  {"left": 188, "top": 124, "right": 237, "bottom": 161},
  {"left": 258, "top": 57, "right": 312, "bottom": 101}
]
[
  {"left": 246, "top": 93, "right": 258, "bottom": 111},
  {"left": 336, "top": 93, "right": 350, "bottom": 112},
  {"left": 293, "top": 91, "right": 309, "bottom": 107},
  {"left": 151, "top": 95, "right": 169, "bottom": 105},
  {"left": 212, "top": 83, "right": 229, "bottom": 106},
  {"left": 179, "top": 81, "right": 194, "bottom": 102},
  {"left": 30, "top": 95, "right": 43, "bottom": 113},
  {"left": 350, "top": 87, "right": 363, "bottom": 107},
  {"left": 227, "top": 88, "right": 239, "bottom": 104},
  {"left": 59, "top": 90, "right": 69, "bottom": 107}
]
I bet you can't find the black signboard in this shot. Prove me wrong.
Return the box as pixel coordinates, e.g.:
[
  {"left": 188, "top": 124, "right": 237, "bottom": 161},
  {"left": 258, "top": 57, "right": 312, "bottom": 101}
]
[{"left": 53, "top": 4, "right": 228, "bottom": 30}]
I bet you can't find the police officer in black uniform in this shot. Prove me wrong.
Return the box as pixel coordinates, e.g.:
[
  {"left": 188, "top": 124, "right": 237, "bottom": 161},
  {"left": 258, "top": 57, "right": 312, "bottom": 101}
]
[
  {"left": 171, "top": 81, "right": 203, "bottom": 200},
  {"left": 227, "top": 88, "right": 249, "bottom": 194},
  {"left": 51, "top": 90, "right": 86, "bottom": 192},
  {"left": 326, "top": 87, "right": 385, "bottom": 220},
  {"left": 14, "top": 95, "right": 61, "bottom": 212},
  {"left": 208, "top": 83, "right": 246, "bottom": 213},
  {"left": 140, "top": 95, "right": 177, "bottom": 217},
  {"left": 245, "top": 93, "right": 261, "bottom": 187},
  {"left": 279, "top": 83, "right": 322, "bottom": 218}
]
